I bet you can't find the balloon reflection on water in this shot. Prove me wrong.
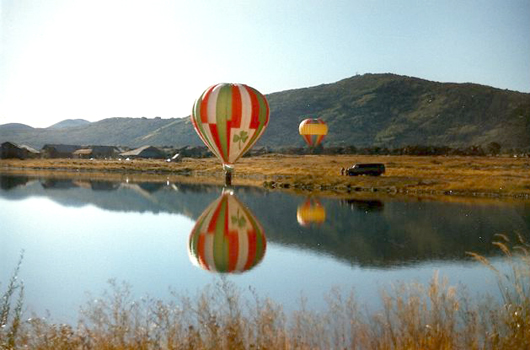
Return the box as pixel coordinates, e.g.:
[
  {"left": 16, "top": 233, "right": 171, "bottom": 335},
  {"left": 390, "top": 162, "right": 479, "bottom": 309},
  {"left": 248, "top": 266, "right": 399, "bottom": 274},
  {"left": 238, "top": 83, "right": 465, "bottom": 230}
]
[
  {"left": 297, "top": 197, "right": 326, "bottom": 227},
  {"left": 188, "top": 189, "right": 267, "bottom": 273}
]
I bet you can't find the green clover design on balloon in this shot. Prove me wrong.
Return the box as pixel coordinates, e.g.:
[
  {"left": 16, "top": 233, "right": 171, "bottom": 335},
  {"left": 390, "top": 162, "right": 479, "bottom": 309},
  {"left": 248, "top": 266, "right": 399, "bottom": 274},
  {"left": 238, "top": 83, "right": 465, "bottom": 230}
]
[
  {"left": 231, "top": 209, "right": 247, "bottom": 228},
  {"left": 233, "top": 130, "right": 249, "bottom": 150}
]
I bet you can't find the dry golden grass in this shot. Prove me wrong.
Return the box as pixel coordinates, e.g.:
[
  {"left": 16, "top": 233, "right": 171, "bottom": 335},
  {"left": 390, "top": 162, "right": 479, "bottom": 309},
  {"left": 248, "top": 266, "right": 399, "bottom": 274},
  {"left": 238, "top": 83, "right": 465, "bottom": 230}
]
[
  {"left": 1, "top": 154, "right": 530, "bottom": 200},
  {"left": 2, "top": 237, "right": 530, "bottom": 349}
]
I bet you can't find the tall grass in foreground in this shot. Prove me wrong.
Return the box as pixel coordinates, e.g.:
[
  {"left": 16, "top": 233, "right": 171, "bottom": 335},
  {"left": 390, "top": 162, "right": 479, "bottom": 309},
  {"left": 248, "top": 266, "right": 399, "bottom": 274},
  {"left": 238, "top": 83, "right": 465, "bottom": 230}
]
[
  {"left": 0, "top": 252, "right": 24, "bottom": 350},
  {"left": 1, "top": 237, "right": 529, "bottom": 349}
]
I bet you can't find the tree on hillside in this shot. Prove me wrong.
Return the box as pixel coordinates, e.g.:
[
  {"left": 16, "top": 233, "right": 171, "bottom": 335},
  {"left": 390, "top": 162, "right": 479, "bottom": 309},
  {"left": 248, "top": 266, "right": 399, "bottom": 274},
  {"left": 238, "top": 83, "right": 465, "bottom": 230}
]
[{"left": 487, "top": 142, "right": 501, "bottom": 155}]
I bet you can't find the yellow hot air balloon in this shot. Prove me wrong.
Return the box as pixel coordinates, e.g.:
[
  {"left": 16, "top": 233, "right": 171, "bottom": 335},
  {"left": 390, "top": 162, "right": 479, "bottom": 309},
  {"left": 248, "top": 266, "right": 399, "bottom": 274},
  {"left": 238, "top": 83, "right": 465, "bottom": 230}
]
[
  {"left": 297, "top": 198, "right": 326, "bottom": 227},
  {"left": 191, "top": 83, "right": 270, "bottom": 185},
  {"left": 188, "top": 189, "right": 267, "bottom": 273},
  {"left": 299, "top": 118, "right": 328, "bottom": 148}
]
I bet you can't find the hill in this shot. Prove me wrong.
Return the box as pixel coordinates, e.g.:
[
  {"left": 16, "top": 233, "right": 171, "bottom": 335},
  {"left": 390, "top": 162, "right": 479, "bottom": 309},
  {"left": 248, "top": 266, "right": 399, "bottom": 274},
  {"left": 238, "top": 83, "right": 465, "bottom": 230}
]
[
  {"left": 0, "top": 117, "right": 198, "bottom": 149},
  {"left": 1, "top": 73, "right": 529, "bottom": 149},
  {"left": 47, "top": 119, "right": 91, "bottom": 129},
  {"left": 0, "top": 123, "right": 34, "bottom": 132},
  {"left": 264, "top": 73, "right": 530, "bottom": 149}
]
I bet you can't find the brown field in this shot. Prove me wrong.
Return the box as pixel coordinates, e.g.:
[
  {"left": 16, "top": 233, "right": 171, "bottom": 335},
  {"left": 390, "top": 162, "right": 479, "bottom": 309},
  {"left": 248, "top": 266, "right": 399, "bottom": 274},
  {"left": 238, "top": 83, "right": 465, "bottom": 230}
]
[{"left": 1, "top": 154, "right": 530, "bottom": 201}]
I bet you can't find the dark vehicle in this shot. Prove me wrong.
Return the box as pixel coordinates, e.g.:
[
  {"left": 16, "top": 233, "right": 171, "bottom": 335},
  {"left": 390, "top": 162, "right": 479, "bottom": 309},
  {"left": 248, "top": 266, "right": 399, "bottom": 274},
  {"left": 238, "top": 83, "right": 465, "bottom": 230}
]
[{"left": 347, "top": 163, "right": 385, "bottom": 176}]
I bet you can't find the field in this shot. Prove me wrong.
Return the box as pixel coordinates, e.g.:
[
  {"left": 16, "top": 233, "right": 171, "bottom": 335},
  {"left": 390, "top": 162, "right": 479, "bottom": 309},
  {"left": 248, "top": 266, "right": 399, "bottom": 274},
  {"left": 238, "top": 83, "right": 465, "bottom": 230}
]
[{"left": 1, "top": 154, "right": 530, "bottom": 200}]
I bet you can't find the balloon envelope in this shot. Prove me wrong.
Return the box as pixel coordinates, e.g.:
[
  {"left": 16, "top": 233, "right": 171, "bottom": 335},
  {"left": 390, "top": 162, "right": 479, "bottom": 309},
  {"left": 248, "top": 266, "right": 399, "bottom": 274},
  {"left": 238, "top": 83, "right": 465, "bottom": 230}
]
[
  {"left": 297, "top": 198, "right": 326, "bottom": 227},
  {"left": 188, "top": 190, "right": 267, "bottom": 273},
  {"left": 299, "top": 118, "right": 328, "bottom": 147},
  {"left": 191, "top": 83, "right": 270, "bottom": 167}
]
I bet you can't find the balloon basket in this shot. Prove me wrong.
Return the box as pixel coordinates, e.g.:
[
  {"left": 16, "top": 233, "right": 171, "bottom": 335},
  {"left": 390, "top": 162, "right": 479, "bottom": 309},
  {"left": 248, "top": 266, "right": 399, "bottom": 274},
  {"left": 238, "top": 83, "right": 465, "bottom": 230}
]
[
  {"left": 223, "top": 164, "right": 234, "bottom": 187},
  {"left": 224, "top": 171, "right": 232, "bottom": 186}
]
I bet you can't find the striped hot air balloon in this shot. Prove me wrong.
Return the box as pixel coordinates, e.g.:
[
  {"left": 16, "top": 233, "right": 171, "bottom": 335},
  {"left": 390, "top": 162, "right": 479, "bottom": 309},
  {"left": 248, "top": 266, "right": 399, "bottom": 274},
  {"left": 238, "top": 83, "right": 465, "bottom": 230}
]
[
  {"left": 297, "top": 198, "right": 326, "bottom": 227},
  {"left": 188, "top": 190, "right": 267, "bottom": 274},
  {"left": 191, "top": 83, "right": 270, "bottom": 169},
  {"left": 298, "top": 118, "right": 328, "bottom": 148}
]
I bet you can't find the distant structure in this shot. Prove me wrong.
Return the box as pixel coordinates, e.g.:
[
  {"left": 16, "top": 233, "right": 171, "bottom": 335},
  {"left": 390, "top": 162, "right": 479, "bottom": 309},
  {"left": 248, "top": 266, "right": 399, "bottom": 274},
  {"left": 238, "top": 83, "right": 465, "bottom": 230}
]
[
  {"left": 178, "top": 145, "right": 212, "bottom": 158},
  {"left": 19, "top": 144, "right": 40, "bottom": 157},
  {"left": 0, "top": 142, "right": 172, "bottom": 160},
  {"left": 73, "top": 146, "right": 121, "bottom": 159},
  {"left": 1, "top": 141, "right": 25, "bottom": 159},
  {"left": 168, "top": 153, "right": 183, "bottom": 162},
  {"left": 41, "top": 144, "right": 82, "bottom": 158},
  {"left": 72, "top": 148, "right": 93, "bottom": 159},
  {"left": 119, "top": 145, "right": 166, "bottom": 159},
  {"left": 1, "top": 141, "right": 40, "bottom": 159}
]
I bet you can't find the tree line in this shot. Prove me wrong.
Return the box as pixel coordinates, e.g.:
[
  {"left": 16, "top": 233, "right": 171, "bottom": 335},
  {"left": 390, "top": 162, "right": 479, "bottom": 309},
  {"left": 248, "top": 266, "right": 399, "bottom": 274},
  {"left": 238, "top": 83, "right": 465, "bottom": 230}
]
[{"left": 159, "top": 142, "right": 530, "bottom": 159}]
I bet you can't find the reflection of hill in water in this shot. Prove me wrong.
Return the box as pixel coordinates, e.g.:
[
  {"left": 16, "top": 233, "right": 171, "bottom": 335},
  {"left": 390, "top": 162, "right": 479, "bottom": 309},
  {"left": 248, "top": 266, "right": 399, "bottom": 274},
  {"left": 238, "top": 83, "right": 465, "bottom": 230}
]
[
  {"left": 239, "top": 192, "right": 530, "bottom": 266},
  {"left": 1, "top": 174, "right": 529, "bottom": 268},
  {"left": 252, "top": 195, "right": 530, "bottom": 267},
  {"left": 0, "top": 176, "right": 223, "bottom": 216},
  {"left": 0, "top": 175, "right": 31, "bottom": 190}
]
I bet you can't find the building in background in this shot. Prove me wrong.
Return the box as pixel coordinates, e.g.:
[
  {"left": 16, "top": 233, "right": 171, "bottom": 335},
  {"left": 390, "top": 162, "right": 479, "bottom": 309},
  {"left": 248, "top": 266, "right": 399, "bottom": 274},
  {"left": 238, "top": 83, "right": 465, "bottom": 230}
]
[
  {"left": 41, "top": 144, "right": 82, "bottom": 158},
  {"left": 1, "top": 141, "right": 40, "bottom": 159},
  {"left": 119, "top": 145, "right": 166, "bottom": 159}
]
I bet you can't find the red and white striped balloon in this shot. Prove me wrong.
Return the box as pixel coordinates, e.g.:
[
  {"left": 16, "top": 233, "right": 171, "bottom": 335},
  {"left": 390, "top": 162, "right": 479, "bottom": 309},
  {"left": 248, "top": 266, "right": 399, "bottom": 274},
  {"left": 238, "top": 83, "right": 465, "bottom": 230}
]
[
  {"left": 191, "top": 83, "right": 270, "bottom": 167},
  {"left": 188, "top": 190, "right": 267, "bottom": 273}
]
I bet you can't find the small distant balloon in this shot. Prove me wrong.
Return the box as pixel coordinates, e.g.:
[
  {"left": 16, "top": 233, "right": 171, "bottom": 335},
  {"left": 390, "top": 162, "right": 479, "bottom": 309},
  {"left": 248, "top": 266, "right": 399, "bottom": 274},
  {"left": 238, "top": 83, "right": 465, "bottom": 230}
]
[
  {"left": 299, "top": 118, "right": 328, "bottom": 148},
  {"left": 297, "top": 198, "right": 326, "bottom": 227},
  {"left": 188, "top": 189, "right": 267, "bottom": 273},
  {"left": 191, "top": 83, "right": 270, "bottom": 181}
]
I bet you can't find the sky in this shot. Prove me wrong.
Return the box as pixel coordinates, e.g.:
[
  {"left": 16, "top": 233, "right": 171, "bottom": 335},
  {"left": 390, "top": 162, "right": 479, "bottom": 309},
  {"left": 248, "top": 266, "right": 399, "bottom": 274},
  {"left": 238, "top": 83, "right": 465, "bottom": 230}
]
[{"left": 1, "top": 0, "right": 529, "bottom": 128}]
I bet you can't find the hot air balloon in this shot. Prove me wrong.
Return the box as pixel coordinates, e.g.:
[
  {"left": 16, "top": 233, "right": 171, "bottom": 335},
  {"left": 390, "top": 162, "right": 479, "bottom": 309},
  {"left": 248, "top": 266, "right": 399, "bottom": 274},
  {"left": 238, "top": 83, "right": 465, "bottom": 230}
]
[
  {"left": 188, "top": 189, "right": 267, "bottom": 273},
  {"left": 191, "top": 83, "right": 270, "bottom": 185},
  {"left": 298, "top": 118, "right": 328, "bottom": 148},
  {"left": 297, "top": 198, "right": 326, "bottom": 227}
]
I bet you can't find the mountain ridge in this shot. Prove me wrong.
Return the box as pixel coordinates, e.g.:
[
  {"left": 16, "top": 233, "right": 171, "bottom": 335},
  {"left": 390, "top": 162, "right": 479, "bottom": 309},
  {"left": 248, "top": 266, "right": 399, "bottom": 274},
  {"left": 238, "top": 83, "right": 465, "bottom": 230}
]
[
  {"left": 1, "top": 73, "right": 529, "bottom": 150},
  {"left": 0, "top": 123, "right": 35, "bottom": 132},
  {"left": 47, "top": 119, "right": 91, "bottom": 130}
]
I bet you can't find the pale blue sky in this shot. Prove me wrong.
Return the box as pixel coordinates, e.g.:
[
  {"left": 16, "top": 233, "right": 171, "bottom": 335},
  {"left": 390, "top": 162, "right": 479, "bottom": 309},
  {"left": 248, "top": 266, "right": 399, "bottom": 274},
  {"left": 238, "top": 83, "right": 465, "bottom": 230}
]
[{"left": 1, "top": 0, "right": 529, "bottom": 127}]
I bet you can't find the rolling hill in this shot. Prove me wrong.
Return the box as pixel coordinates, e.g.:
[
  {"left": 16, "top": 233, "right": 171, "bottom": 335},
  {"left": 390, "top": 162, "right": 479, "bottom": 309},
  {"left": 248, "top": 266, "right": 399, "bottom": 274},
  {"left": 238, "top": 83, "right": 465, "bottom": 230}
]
[
  {"left": 0, "top": 123, "right": 35, "bottom": 132},
  {"left": 1, "top": 73, "right": 529, "bottom": 150},
  {"left": 47, "top": 119, "right": 91, "bottom": 130},
  {"left": 264, "top": 73, "right": 530, "bottom": 149}
]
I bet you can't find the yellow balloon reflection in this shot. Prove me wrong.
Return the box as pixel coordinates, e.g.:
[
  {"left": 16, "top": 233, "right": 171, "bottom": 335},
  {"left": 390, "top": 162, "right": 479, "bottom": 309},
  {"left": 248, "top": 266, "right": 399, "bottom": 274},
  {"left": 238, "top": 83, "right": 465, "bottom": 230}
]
[
  {"left": 297, "top": 198, "right": 326, "bottom": 227},
  {"left": 188, "top": 190, "right": 267, "bottom": 274}
]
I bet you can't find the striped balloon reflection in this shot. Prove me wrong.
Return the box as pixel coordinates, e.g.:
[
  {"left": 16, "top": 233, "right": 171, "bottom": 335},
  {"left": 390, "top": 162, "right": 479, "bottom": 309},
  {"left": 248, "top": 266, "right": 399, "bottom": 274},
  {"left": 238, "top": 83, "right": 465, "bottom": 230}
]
[{"left": 188, "top": 190, "right": 267, "bottom": 273}]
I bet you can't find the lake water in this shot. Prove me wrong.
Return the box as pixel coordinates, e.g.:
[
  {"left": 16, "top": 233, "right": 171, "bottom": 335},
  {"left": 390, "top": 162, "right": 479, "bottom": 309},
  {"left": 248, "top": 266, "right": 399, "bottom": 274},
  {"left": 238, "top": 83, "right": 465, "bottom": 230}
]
[{"left": 1, "top": 173, "right": 529, "bottom": 323}]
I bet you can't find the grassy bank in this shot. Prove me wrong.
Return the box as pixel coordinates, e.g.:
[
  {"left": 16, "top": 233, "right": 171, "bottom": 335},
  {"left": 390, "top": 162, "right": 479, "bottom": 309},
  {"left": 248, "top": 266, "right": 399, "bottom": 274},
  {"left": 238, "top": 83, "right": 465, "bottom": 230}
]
[
  {"left": 1, "top": 154, "right": 530, "bottom": 200},
  {"left": 1, "top": 236, "right": 529, "bottom": 349}
]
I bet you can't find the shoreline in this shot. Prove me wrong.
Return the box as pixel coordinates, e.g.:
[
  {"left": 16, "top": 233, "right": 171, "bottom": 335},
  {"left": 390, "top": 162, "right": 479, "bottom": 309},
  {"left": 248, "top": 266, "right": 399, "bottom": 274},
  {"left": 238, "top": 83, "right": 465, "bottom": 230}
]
[{"left": 1, "top": 154, "right": 529, "bottom": 202}]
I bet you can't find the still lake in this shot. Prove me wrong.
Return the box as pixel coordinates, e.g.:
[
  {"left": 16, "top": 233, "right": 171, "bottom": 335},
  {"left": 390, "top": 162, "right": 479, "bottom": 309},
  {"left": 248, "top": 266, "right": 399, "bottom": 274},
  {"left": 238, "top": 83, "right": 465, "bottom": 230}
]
[{"left": 1, "top": 173, "right": 529, "bottom": 323}]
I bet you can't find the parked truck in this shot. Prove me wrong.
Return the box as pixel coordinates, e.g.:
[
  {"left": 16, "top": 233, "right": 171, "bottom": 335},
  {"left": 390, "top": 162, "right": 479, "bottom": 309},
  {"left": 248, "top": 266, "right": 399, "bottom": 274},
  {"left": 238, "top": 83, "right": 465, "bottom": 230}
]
[{"left": 346, "top": 163, "right": 385, "bottom": 176}]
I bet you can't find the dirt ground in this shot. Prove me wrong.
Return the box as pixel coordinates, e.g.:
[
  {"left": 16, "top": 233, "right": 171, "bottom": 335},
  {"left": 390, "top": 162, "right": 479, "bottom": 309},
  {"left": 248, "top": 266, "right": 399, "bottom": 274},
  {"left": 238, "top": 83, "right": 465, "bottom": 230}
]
[{"left": 1, "top": 154, "right": 529, "bottom": 201}]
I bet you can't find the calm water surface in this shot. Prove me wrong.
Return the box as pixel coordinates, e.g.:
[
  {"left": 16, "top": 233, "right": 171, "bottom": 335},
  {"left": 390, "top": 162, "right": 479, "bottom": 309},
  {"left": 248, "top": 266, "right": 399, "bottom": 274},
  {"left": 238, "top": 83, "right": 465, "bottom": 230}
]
[{"left": 1, "top": 173, "right": 529, "bottom": 322}]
